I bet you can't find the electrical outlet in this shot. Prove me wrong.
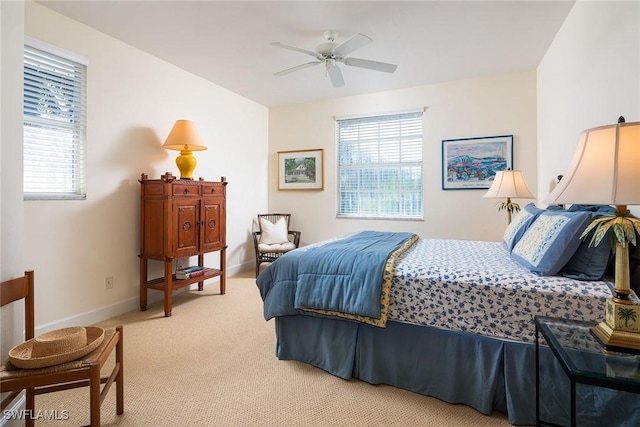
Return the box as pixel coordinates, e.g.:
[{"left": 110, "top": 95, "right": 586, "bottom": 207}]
[{"left": 105, "top": 276, "right": 113, "bottom": 290}]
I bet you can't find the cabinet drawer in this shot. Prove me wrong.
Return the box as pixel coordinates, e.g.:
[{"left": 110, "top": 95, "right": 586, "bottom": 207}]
[
  {"left": 202, "top": 184, "right": 223, "bottom": 195},
  {"left": 142, "top": 181, "right": 165, "bottom": 196},
  {"left": 173, "top": 184, "right": 199, "bottom": 196}
]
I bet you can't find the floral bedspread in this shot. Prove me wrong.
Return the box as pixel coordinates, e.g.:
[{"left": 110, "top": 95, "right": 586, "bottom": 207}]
[{"left": 388, "top": 239, "right": 613, "bottom": 343}]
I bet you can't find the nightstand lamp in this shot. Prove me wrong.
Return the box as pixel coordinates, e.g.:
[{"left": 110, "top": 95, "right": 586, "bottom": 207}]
[
  {"left": 162, "top": 120, "right": 207, "bottom": 180},
  {"left": 545, "top": 116, "right": 640, "bottom": 353},
  {"left": 483, "top": 169, "right": 535, "bottom": 224}
]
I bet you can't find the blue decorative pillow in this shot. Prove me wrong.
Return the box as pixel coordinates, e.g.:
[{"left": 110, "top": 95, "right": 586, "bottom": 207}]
[
  {"left": 503, "top": 203, "right": 544, "bottom": 250},
  {"left": 561, "top": 206, "right": 615, "bottom": 280},
  {"left": 567, "top": 204, "right": 615, "bottom": 213},
  {"left": 561, "top": 227, "right": 613, "bottom": 280},
  {"left": 511, "top": 210, "right": 592, "bottom": 275},
  {"left": 545, "top": 205, "right": 566, "bottom": 211}
]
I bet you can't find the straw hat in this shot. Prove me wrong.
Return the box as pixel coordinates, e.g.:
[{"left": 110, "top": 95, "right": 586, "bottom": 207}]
[{"left": 8, "top": 326, "right": 105, "bottom": 369}]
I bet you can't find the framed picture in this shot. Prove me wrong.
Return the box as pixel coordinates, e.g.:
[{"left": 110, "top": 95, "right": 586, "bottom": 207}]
[
  {"left": 277, "top": 149, "right": 324, "bottom": 191},
  {"left": 441, "top": 135, "right": 513, "bottom": 190}
]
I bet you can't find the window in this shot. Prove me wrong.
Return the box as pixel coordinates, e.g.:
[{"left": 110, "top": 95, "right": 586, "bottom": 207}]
[
  {"left": 23, "top": 39, "right": 87, "bottom": 199},
  {"left": 336, "top": 111, "right": 423, "bottom": 219}
]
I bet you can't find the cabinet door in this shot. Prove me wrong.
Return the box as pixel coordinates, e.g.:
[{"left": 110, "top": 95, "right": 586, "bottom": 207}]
[
  {"left": 201, "top": 197, "right": 224, "bottom": 252},
  {"left": 174, "top": 197, "right": 200, "bottom": 257}
]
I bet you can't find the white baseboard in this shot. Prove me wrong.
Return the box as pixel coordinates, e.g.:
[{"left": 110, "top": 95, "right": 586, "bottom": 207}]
[{"left": 35, "top": 264, "right": 251, "bottom": 334}]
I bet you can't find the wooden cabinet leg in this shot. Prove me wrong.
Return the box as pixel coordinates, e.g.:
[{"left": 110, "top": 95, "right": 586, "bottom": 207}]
[
  {"left": 220, "top": 246, "right": 227, "bottom": 294},
  {"left": 198, "top": 254, "right": 204, "bottom": 291},
  {"left": 164, "top": 260, "right": 173, "bottom": 317},
  {"left": 139, "top": 257, "right": 148, "bottom": 311}
]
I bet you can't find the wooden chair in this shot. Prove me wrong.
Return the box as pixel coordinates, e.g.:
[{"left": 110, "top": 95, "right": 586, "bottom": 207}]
[
  {"left": 0, "top": 271, "right": 124, "bottom": 427},
  {"left": 252, "top": 213, "right": 301, "bottom": 276}
]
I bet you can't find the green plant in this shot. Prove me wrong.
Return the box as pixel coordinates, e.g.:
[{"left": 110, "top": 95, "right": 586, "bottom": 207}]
[
  {"left": 582, "top": 208, "right": 640, "bottom": 249},
  {"left": 496, "top": 200, "right": 520, "bottom": 215}
]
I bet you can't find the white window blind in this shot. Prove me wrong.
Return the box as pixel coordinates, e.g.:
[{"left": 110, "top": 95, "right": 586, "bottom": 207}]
[
  {"left": 336, "top": 111, "right": 423, "bottom": 219},
  {"left": 24, "top": 42, "right": 87, "bottom": 199}
]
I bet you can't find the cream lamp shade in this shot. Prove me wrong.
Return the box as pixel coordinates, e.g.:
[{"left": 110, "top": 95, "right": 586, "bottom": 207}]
[
  {"left": 544, "top": 117, "right": 640, "bottom": 353},
  {"left": 544, "top": 119, "right": 640, "bottom": 206},
  {"left": 162, "top": 120, "right": 207, "bottom": 180},
  {"left": 483, "top": 169, "right": 535, "bottom": 223},
  {"left": 483, "top": 170, "right": 535, "bottom": 199}
]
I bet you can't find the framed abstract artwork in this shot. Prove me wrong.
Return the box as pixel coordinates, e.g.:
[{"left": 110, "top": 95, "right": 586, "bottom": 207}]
[
  {"left": 441, "top": 135, "right": 513, "bottom": 190},
  {"left": 277, "top": 149, "right": 324, "bottom": 191}
]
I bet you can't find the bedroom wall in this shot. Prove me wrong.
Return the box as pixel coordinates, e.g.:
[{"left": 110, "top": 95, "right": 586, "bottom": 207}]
[
  {"left": 537, "top": 0, "right": 640, "bottom": 217},
  {"left": 1, "top": 0, "right": 27, "bottom": 358},
  {"left": 2, "top": 1, "right": 269, "bottom": 329},
  {"left": 269, "top": 70, "right": 538, "bottom": 244}
]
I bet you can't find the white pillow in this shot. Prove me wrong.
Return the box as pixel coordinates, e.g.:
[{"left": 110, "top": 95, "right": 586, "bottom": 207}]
[{"left": 259, "top": 217, "right": 289, "bottom": 245}]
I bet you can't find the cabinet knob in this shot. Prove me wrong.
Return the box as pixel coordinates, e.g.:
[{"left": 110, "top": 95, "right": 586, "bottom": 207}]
[
  {"left": 183, "top": 188, "right": 189, "bottom": 194},
  {"left": 210, "top": 188, "right": 216, "bottom": 193}
]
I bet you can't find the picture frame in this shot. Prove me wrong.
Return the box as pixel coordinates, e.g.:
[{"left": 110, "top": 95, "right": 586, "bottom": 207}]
[
  {"left": 441, "top": 135, "right": 513, "bottom": 190},
  {"left": 277, "top": 149, "right": 324, "bottom": 191}
]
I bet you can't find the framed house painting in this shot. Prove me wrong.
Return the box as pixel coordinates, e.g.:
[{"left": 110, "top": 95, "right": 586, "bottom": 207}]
[
  {"left": 441, "top": 135, "right": 513, "bottom": 190},
  {"left": 277, "top": 149, "right": 324, "bottom": 190}
]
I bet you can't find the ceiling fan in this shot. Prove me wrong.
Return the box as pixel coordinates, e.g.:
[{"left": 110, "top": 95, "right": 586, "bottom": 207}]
[{"left": 270, "top": 30, "right": 398, "bottom": 88}]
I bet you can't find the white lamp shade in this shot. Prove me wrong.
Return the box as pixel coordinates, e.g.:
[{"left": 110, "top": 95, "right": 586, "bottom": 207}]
[
  {"left": 162, "top": 120, "right": 207, "bottom": 151},
  {"left": 483, "top": 170, "right": 535, "bottom": 199},
  {"left": 545, "top": 121, "right": 640, "bottom": 206}
]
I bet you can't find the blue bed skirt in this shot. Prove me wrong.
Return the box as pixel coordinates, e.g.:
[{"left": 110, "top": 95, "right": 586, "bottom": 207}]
[{"left": 275, "top": 315, "right": 640, "bottom": 426}]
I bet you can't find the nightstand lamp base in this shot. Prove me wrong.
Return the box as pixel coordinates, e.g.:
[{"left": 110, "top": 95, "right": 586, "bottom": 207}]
[{"left": 591, "top": 298, "right": 640, "bottom": 355}]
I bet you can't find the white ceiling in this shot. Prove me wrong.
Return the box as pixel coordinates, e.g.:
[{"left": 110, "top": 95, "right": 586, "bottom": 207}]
[{"left": 37, "top": 1, "right": 575, "bottom": 107}]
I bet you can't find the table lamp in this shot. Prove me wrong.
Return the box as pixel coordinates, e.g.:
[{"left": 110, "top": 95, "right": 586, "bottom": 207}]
[
  {"left": 483, "top": 169, "right": 535, "bottom": 224},
  {"left": 545, "top": 116, "right": 640, "bottom": 353},
  {"left": 162, "top": 120, "right": 207, "bottom": 180}
]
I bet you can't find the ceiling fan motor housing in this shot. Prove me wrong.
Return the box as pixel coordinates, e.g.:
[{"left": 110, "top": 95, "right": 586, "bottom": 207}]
[{"left": 316, "top": 42, "right": 339, "bottom": 57}]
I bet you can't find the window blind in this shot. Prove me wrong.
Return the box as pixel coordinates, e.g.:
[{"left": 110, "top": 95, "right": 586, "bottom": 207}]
[
  {"left": 336, "top": 111, "right": 423, "bottom": 219},
  {"left": 24, "top": 43, "right": 87, "bottom": 199}
]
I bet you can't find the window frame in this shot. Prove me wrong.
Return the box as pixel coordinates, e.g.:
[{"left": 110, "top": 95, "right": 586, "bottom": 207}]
[
  {"left": 335, "top": 110, "right": 424, "bottom": 220},
  {"left": 23, "top": 37, "right": 88, "bottom": 200}
]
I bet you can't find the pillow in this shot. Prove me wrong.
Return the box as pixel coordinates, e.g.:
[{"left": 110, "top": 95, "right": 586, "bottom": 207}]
[
  {"left": 259, "top": 217, "right": 289, "bottom": 245},
  {"left": 567, "top": 204, "right": 615, "bottom": 213},
  {"left": 560, "top": 207, "right": 615, "bottom": 281},
  {"left": 561, "top": 226, "right": 613, "bottom": 280},
  {"left": 511, "top": 210, "right": 592, "bottom": 276},
  {"left": 545, "top": 205, "right": 566, "bottom": 211},
  {"left": 503, "top": 203, "right": 544, "bottom": 250}
]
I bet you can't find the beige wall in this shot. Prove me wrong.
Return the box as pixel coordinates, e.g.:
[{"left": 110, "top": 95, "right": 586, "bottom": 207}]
[
  {"left": 8, "top": 2, "right": 269, "bottom": 329},
  {"left": 1, "top": 0, "right": 27, "bottom": 359},
  {"left": 269, "top": 70, "right": 538, "bottom": 244},
  {"left": 537, "top": 0, "right": 640, "bottom": 216}
]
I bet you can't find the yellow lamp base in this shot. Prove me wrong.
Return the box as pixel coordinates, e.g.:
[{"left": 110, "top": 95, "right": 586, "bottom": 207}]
[
  {"left": 591, "top": 298, "right": 640, "bottom": 354},
  {"left": 175, "top": 149, "right": 197, "bottom": 180}
]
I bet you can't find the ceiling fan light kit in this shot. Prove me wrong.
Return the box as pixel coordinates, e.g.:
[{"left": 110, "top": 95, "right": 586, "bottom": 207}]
[{"left": 271, "top": 30, "right": 397, "bottom": 88}]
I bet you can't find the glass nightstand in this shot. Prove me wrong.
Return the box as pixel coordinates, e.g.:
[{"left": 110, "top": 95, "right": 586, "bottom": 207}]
[{"left": 535, "top": 316, "right": 640, "bottom": 427}]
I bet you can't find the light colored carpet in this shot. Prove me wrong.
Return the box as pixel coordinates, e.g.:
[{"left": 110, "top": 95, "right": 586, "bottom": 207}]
[{"left": 35, "top": 270, "right": 511, "bottom": 426}]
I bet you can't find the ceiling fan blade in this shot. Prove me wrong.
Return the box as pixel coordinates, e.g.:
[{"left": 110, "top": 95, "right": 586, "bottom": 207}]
[
  {"left": 274, "top": 61, "right": 322, "bottom": 76},
  {"left": 343, "top": 57, "right": 398, "bottom": 73},
  {"left": 270, "top": 42, "right": 320, "bottom": 59},
  {"left": 327, "top": 65, "right": 345, "bottom": 88},
  {"left": 333, "top": 33, "right": 372, "bottom": 57}
]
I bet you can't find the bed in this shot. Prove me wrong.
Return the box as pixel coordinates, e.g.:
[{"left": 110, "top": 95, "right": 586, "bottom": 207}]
[{"left": 256, "top": 210, "right": 640, "bottom": 426}]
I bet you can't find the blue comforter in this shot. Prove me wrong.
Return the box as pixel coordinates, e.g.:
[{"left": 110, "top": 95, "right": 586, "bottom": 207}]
[{"left": 256, "top": 231, "right": 417, "bottom": 324}]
